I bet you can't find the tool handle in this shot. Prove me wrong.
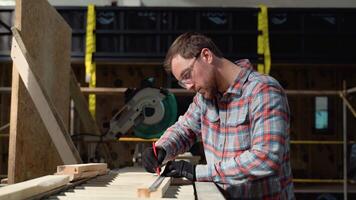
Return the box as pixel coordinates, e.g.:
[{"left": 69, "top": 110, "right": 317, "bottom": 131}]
[{"left": 152, "top": 142, "right": 161, "bottom": 175}]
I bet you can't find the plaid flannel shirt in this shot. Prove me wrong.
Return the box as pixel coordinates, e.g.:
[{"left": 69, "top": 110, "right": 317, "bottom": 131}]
[{"left": 156, "top": 59, "right": 295, "bottom": 199}]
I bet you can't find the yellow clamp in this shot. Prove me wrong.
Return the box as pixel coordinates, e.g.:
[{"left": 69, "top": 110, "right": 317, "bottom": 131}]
[
  {"left": 257, "top": 5, "right": 271, "bottom": 75},
  {"left": 85, "top": 4, "right": 96, "bottom": 118}
]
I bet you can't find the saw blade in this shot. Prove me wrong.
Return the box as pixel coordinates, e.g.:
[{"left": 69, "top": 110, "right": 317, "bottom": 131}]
[{"left": 134, "top": 91, "right": 177, "bottom": 138}]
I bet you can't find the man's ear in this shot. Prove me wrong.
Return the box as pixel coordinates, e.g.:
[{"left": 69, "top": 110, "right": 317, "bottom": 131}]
[{"left": 201, "top": 48, "right": 213, "bottom": 64}]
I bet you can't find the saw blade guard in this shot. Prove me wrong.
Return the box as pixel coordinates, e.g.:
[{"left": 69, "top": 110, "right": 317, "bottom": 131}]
[{"left": 134, "top": 90, "right": 177, "bottom": 139}]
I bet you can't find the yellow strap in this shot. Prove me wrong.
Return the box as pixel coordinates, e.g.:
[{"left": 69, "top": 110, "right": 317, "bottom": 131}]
[
  {"left": 257, "top": 5, "right": 271, "bottom": 74},
  {"left": 85, "top": 4, "right": 96, "bottom": 118}
]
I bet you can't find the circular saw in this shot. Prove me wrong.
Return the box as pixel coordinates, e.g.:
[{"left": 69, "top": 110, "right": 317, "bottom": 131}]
[{"left": 107, "top": 81, "right": 177, "bottom": 139}]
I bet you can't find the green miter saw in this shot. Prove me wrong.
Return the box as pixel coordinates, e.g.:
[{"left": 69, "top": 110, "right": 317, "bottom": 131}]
[{"left": 107, "top": 78, "right": 177, "bottom": 139}]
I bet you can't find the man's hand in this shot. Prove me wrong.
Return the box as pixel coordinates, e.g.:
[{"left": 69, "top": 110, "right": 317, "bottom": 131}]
[
  {"left": 142, "top": 147, "right": 166, "bottom": 173},
  {"left": 162, "top": 160, "right": 196, "bottom": 181}
]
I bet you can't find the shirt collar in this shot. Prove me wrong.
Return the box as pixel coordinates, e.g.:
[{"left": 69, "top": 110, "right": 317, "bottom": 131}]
[{"left": 225, "top": 59, "right": 253, "bottom": 96}]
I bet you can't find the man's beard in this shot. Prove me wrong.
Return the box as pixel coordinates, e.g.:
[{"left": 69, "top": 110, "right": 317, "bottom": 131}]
[{"left": 200, "top": 87, "right": 217, "bottom": 100}]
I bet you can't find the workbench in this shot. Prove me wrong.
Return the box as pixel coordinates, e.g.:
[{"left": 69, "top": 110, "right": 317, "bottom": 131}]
[
  {"left": 0, "top": 167, "right": 224, "bottom": 200},
  {"left": 48, "top": 170, "right": 193, "bottom": 199},
  {"left": 48, "top": 169, "right": 224, "bottom": 199}
]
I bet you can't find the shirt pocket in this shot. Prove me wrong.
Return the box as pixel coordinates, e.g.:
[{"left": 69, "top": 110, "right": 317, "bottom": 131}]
[
  {"left": 205, "top": 107, "right": 220, "bottom": 123},
  {"left": 225, "top": 105, "right": 251, "bottom": 151},
  {"left": 226, "top": 105, "right": 249, "bottom": 126}
]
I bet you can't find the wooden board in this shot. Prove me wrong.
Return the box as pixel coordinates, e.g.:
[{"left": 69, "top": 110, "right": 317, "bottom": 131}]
[
  {"left": 69, "top": 72, "right": 114, "bottom": 167},
  {"left": 8, "top": 0, "right": 79, "bottom": 183},
  {"left": 55, "top": 163, "right": 108, "bottom": 181},
  {"left": 0, "top": 175, "right": 70, "bottom": 200},
  {"left": 11, "top": 30, "right": 81, "bottom": 163},
  {"left": 55, "top": 169, "right": 108, "bottom": 182},
  {"left": 137, "top": 176, "right": 171, "bottom": 198},
  {"left": 194, "top": 182, "right": 225, "bottom": 200},
  {"left": 117, "top": 167, "right": 172, "bottom": 198},
  {"left": 69, "top": 71, "right": 101, "bottom": 136},
  {"left": 56, "top": 163, "right": 107, "bottom": 175}
]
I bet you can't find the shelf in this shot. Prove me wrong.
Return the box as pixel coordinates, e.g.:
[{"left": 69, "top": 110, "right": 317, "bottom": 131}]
[
  {"left": 295, "top": 183, "right": 356, "bottom": 194},
  {"left": 117, "top": 137, "right": 158, "bottom": 142}
]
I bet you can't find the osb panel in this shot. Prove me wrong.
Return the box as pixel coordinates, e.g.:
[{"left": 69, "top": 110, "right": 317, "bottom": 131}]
[{"left": 8, "top": 0, "right": 71, "bottom": 183}]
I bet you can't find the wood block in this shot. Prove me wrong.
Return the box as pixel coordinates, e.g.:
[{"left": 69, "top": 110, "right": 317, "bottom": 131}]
[
  {"left": 0, "top": 175, "right": 70, "bottom": 200},
  {"left": 56, "top": 163, "right": 107, "bottom": 175},
  {"left": 137, "top": 176, "right": 171, "bottom": 198},
  {"left": 8, "top": 0, "right": 79, "bottom": 183},
  {"left": 55, "top": 163, "right": 108, "bottom": 181},
  {"left": 57, "top": 169, "right": 108, "bottom": 182}
]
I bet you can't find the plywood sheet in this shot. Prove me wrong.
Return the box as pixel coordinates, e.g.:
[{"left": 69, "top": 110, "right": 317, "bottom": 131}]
[
  {"left": 8, "top": 0, "right": 78, "bottom": 183},
  {"left": 0, "top": 175, "right": 70, "bottom": 200}
]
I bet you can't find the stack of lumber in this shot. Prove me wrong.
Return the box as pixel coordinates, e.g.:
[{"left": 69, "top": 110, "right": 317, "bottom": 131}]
[
  {"left": 48, "top": 167, "right": 195, "bottom": 200},
  {"left": 55, "top": 163, "right": 108, "bottom": 182},
  {"left": 0, "top": 166, "right": 224, "bottom": 199},
  {"left": 0, "top": 163, "right": 108, "bottom": 200}
]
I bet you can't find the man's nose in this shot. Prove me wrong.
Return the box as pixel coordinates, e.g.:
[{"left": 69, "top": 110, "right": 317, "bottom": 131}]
[{"left": 185, "top": 83, "right": 194, "bottom": 91}]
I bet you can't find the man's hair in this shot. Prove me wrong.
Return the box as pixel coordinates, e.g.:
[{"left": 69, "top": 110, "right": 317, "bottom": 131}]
[{"left": 163, "top": 32, "right": 223, "bottom": 71}]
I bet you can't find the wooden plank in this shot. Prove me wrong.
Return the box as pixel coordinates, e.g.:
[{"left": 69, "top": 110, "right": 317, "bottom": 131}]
[
  {"left": 137, "top": 176, "right": 171, "bottom": 198},
  {"left": 56, "top": 163, "right": 107, "bottom": 175},
  {"left": 69, "top": 72, "right": 114, "bottom": 166},
  {"left": 69, "top": 71, "right": 101, "bottom": 136},
  {"left": 0, "top": 175, "right": 70, "bottom": 200},
  {"left": 55, "top": 163, "right": 108, "bottom": 181},
  {"left": 8, "top": 0, "right": 81, "bottom": 183},
  {"left": 194, "top": 182, "right": 225, "bottom": 200},
  {"left": 11, "top": 29, "right": 81, "bottom": 164},
  {"left": 56, "top": 169, "right": 108, "bottom": 182}
]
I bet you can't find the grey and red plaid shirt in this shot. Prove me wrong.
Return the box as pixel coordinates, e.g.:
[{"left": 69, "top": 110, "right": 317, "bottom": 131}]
[{"left": 157, "top": 59, "right": 295, "bottom": 199}]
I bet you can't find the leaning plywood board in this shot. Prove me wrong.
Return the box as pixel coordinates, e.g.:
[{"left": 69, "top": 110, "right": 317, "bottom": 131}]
[
  {"left": 0, "top": 175, "right": 70, "bottom": 200},
  {"left": 8, "top": 0, "right": 81, "bottom": 183},
  {"left": 11, "top": 29, "right": 81, "bottom": 163}
]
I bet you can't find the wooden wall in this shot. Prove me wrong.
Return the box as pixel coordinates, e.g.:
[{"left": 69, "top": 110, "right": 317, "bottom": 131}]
[{"left": 271, "top": 65, "right": 356, "bottom": 179}]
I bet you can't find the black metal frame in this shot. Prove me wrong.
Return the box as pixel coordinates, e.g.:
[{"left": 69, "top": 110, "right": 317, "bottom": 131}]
[{"left": 1, "top": 6, "right": 356, "bottom": 64}]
